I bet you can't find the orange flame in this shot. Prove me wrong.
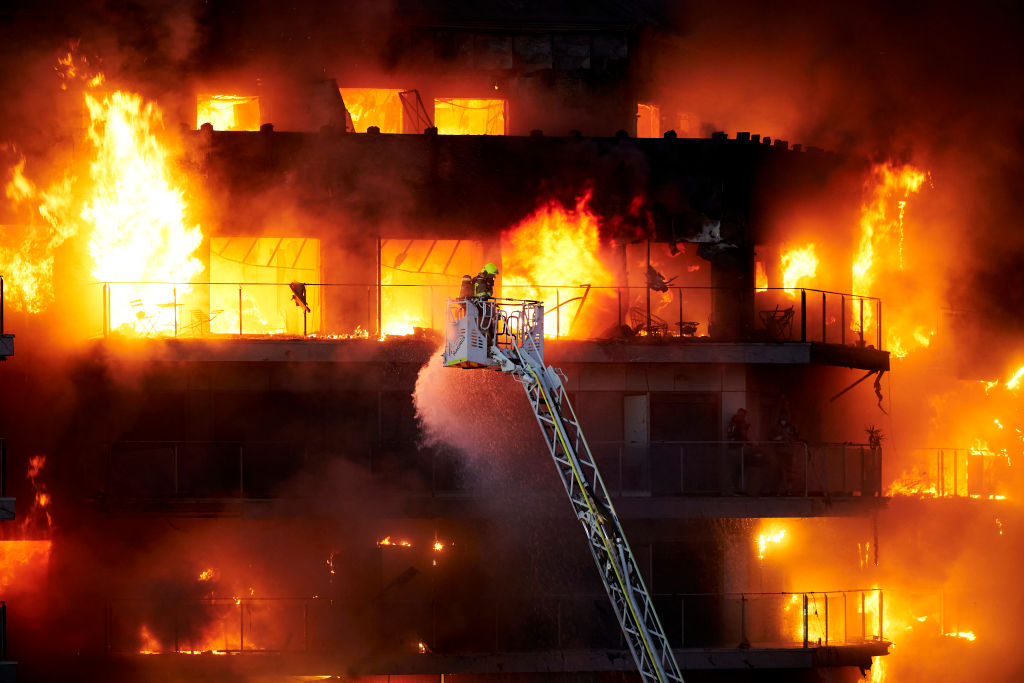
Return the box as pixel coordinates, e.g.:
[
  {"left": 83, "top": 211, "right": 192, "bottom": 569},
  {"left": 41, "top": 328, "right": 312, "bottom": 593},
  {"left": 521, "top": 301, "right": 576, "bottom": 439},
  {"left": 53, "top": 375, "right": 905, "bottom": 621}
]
[
  {"left": 780, "top": 244, "right": 818, "bottom": 295},
  {"left": 22, "top": 455, "right": 53, "bottom": 534},
  {"left": 339, "top": 88, "right": 404, "bottom": 133},
  {"left": 0, "top": 540, "right": 52, "bottom": 592},
  {"left": 501, "top": 191, "right": 615, "bottom": 337},
  {"left": 84, "top": 91, "right": 203, "bottom": 333},
  {"left": 138, "top": 625, "right": 162, "bottom": 654},
  {"left": 755, "top": 261, "right": 768, "bottom": 292},
  {"left": 851, "top": 162, "right": 926, "bottom": 342},
  {"left": 2, "top": 155, "right": 78, "bottom": 313},
  {"left": 945, "top": 631, "right": 976, "bottom": 642},
  {"left": 378, "top": 536, "right": 412, "bottom": 548},
  {"left": 757, "top": 528, "right": 787, "bottom": 560}
]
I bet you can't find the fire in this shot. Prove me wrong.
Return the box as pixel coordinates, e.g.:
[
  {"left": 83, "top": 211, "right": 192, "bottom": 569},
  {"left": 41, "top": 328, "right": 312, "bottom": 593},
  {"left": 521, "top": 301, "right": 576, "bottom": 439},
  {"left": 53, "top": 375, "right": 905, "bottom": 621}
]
[
  {"left": 84, "top": 91, "right": 204, "bottom": 334},
  {"left": 432, "top": 541, "right": 445, "bottom": 552},
  {"left": 780, "top": 244, "right": 818, "bottom": 295},
  {"left": 757, "top": 528, "right": 787, "bottom": 560},
  {"left": 2, "top": 154, "right": 77, "bottom": 313},
  {"left": 434, "top": 98, "right": 505, "bottom": 135},
  {"left": 138, "top": 625, "right": 162, "bottom": 654},
  {"left": 0, "top": 540, "right": 52, "bottom": 591},
  {"left": 851, "top": 161, "right": 926, "bottom": 341},
  {"left": 755, "top": 261, "right": 768, "bottom": 292},
  {"left": 198, "top": 568, "right": 215, "bottom": 582},
  {"left": 501, "top": 191, "right": 615, "bottom": 337},
  {"left": 1006, "top": 365, "right": 1024, "bottom": 392},
  {"left": 945, "top": 631, "right": 977, "bottom": 642},
  {"left": 22, "top": 455, "right": 53, "bottom": 534},
  {"left": 196, "top": 94, "right": 260, "bottom": 131},
  {"left": 339, "top": 88, "right": 404, "bottom": 133},
  {"left": 378, "top": 536, "right": 411, "bottom": 548}
]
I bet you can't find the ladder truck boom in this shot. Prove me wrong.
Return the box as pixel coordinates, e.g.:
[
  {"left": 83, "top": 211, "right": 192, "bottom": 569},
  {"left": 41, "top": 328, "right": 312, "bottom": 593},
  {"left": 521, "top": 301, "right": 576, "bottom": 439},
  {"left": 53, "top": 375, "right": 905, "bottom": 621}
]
[{"left": 442, "top": 297, "right": 684, "bottom": 683}]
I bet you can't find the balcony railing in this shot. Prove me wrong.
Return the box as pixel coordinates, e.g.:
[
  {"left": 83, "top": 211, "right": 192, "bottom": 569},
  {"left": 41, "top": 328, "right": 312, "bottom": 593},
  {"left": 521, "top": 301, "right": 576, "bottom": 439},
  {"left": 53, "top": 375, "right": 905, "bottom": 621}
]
[
  {"left": 591, "top": 440, "right": 881, "bottom": 498},
  {"left": 102, "top": 589, "right": 885, "bottom": 654},
  {"left": 93, "top": 281, "right": 883, "bottom": 349},
  {"left": 103, "top": 440, "right": 879, "bottom": 501},
  {"left": 889, "top": 447, "right": 1013, "bottom": 499}
]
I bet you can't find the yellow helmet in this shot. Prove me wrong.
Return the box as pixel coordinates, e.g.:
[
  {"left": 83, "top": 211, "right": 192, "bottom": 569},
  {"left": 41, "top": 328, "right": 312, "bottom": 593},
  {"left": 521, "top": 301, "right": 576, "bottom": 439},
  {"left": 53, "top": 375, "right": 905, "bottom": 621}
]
[{"left": 483, "top": 262, "right": 499, "bottom": 275}]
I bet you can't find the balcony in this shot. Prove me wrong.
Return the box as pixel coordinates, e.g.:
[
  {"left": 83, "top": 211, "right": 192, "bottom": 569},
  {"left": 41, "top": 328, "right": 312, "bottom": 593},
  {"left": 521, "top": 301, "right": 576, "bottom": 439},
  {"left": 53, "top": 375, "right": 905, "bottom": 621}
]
[
  {"left": 97, "top": 440, "right": 884, "bottom": 519},
  {"left": 888, "top": 447, "right": 1015, "bottom": 500},
  {"left": 89, "top": 281, "right": 888, "bottom": 370},
  {"left": 96, "top": 589, "right": 888, "bottom": 674}
]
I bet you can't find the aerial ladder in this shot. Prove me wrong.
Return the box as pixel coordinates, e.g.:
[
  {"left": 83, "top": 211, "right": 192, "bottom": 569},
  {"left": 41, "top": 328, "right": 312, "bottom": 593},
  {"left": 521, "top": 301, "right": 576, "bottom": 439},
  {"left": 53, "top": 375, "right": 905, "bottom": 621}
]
[{"left": 442, "top": 297, "right": 684, "bottom": 683}]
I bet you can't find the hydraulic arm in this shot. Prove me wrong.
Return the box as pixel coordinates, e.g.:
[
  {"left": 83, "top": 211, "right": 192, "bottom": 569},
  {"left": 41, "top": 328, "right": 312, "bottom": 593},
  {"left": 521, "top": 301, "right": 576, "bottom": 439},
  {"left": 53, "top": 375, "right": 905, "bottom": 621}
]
[{"left": 443, "top": 298, "right": 684, "bottom": 683}]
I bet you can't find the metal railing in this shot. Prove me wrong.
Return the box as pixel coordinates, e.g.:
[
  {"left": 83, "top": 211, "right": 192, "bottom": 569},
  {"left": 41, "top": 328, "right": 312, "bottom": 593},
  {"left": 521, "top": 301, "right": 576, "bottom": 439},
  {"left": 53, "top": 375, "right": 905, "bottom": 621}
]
[
  {"left": 94, "top": 281, "right": 884, "bottom": 349},
  {"left": 889, "top": 447, "right": 1012, "bottom": 498},
  {"left": 756, "top": 288, "right": 882, "bottom": 348},
  {"left": 673, "top": 589, "right": 886, "bottom": 649},
  {"left": 104, "top": 440, "right": 470, "bottom": 500},
  {"left": 104, "top": 440, "right": 878, "bottom": 501},
  {"left": 102, "top": 589, "right": 885, "bottom": 654},
  {"left": 590, "top": 440, "right": 881, "bottom": 498}
]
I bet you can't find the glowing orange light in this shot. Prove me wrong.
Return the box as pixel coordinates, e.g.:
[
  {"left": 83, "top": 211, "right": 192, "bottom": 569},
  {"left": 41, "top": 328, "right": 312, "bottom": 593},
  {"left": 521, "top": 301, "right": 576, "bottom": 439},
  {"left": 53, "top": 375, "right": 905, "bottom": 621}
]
[
  {"left": 945, "top": 631, "right": 976, "bottom": 642},
  {"left": 757, "top": 528, "right": 786, "bottom": 560},
  {"left": 501, "top": 191, "right": 615, "bottom": 337},
  {"left": 339, "top": 88, "right": 404, "bottom": 133},
  {"left": 198, "top": 568, "right": 215, "bottom": 582},
  {"left": 755, "top": 261, "right": 768, "bottom": 292},
  {"left": 196, "top": 94, "right": 260, "bottom": 131},
  {"left": 851, "top": 162, "right": 926, "bottom": 341},
  {"left": 780, "top": 244, "right": 818, "bottom": 295},
  {"left": 0, "top": 540, "right": 52, "bottom": 591},
  {"left": 1006, "top": 366, "right": 1024, "bottom": 392},
  {"left": 378, "top": 536, "right": 412, "bottom": 548},
  {"left": 85, "top": 91, "right": 204, "bottom": 334},
  {"left": 434, "top": 98, "right": 505, "bottom": 135},
  {"left": 1, "top": 157, "right": 77, "bottom": 314},
  {"left": 138, "top": 625, "right": 162, "bottom": 654}
]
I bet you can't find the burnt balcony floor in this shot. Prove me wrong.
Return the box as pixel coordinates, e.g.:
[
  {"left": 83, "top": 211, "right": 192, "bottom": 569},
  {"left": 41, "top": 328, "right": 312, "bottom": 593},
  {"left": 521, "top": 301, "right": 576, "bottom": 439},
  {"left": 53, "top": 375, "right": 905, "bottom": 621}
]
[
  {"left": 95, "top": 336, "right": 889, "bottom": 371},
  {"left": 92, "top": 492, "right": 888, "bottom": 520},
  {"left": 28, "top": 643, "right": 889, "bottom": 681}
]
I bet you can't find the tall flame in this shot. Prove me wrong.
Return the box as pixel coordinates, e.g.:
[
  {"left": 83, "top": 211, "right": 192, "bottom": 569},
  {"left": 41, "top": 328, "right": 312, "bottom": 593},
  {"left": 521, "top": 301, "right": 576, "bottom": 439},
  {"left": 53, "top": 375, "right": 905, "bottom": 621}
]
[
  {"left": 501, "top": 191, "right": 615, "bottom": 337},
  {"left": 84, "top": 91, "right": 203, "bottom": 332},
  {"left": 2, "top": 155, "right": 77, "bottom": 313},
  {"left": 851, "top": 162, "right": 926, "bottom": 339}
]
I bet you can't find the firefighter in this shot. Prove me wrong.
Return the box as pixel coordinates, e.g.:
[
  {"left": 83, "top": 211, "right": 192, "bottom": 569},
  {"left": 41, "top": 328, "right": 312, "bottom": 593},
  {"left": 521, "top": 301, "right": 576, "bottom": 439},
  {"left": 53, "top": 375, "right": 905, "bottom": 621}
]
[{"left": 473, "top": 262, "right": 498, "bottom": 299}]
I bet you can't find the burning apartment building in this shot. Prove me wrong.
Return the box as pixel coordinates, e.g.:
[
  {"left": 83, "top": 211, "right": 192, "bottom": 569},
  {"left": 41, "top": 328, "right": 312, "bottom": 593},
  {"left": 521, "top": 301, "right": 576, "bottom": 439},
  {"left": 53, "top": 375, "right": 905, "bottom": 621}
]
[{"left": 1, "top": 1, "right": 1023, "bottom": 682}]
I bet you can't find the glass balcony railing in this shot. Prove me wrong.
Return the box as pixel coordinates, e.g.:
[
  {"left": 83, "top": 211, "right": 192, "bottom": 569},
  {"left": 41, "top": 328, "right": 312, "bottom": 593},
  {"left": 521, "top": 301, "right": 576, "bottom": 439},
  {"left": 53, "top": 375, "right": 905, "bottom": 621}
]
[
  {"left": 104, "top": 440, "right": 880, "bottom": 501},
  {"left": 101, "top": 588, "right": 887, "bottom": 654},
  {"left": 93, "top": 281, "right": 884, "bottom": 350}
]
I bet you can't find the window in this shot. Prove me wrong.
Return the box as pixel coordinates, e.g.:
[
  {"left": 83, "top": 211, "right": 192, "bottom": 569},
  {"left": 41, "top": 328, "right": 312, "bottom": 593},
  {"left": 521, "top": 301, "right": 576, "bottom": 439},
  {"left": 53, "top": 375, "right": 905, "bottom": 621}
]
[
  {"left": 208, "top": 237, "right": 321, "bottom": 335},
  {"left": 338, "top": 88, "right": 405, "bottom": 133},
  {"left": 434, "top": 98, "right": 506, "bottom": 135},
  {"left": 196, "top": 94, "right": 260, "bottom": 131},
  {"left": 380, "top": 239, "right": 483, "bottom": 335},
  {"left": 637, "top": 103, "right": 660, "bottom": 138}
]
